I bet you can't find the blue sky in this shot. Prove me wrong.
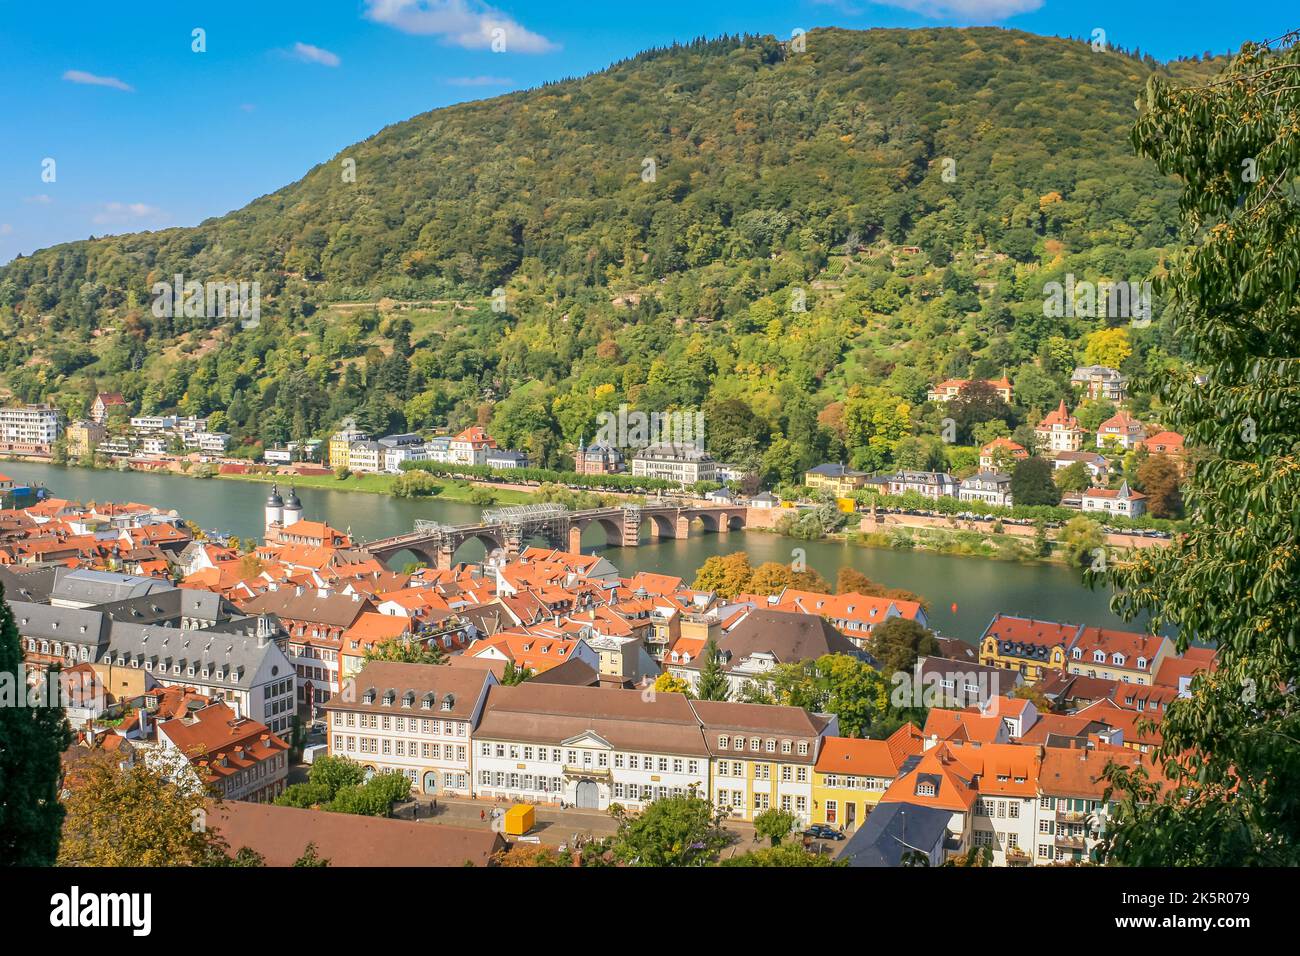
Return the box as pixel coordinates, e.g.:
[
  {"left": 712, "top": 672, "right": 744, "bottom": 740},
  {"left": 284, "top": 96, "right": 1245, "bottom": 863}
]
[{"left": 0, "top": 0, "right": 1291, "bottom": 265}]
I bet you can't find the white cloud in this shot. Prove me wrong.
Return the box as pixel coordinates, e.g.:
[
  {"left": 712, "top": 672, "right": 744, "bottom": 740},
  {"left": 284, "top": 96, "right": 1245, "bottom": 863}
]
[
  {"left": 364, "top": 0, "right": 558, "bottom": 54},
  {"left": 864, "top": 0, "right": 1042, "bottom": 18},
  {"left": 290, "top": 42, "right": 341, "bottom": 67},
  {"left": 24, "top": 194, "right": 53, "bottom": 205},
  {"left": 447, "top": 75, "right": 513, "bottom": 86},
  {"left": 62, "top": 69, "right": 134, "bottom": 92},
  {"left": 92, "top": 202, "right": 165, "bottom": 225},
  {"left": 0, "top": 224, "right": 12, "bottom": 236}
]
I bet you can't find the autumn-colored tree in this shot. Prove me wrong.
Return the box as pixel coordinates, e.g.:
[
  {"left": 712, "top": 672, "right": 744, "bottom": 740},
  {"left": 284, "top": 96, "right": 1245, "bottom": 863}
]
[
  {"left": 789, "top": 567, "right": 832, "bottom": 594},
  {"left": 1136, "top": 453, "right": 1183, "bottom": 518},
  {"left": 653, "top": 672, "right": 693, "bottom": 696},
  {"left": 1082, "top": 327, "right": 1132, "bottom": 369},
  {"left": 58, "top": 749, "right": 227, "bottom": 866},
  {"left": 836, "top": 566, "right": 929, "bottom": 611},
  {"left": 237, "top": 553, "right": 264, "bottom": 579},
  {"left": 749, "top": 561, "right": 794, "bottom": 594},
  {"left": 493, "top": 843, "right": 574, "bottom": 867},
  {"left": 691, "top": 551, "right": 754, "bottom": 598}
]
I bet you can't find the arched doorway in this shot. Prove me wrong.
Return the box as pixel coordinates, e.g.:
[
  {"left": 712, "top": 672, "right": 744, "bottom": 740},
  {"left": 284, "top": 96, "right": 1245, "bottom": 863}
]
[
  {"left": 575, "top": 780, "right": 599, "bottom": 810},
  {"left": 422, "top": 771, "right": 439, "bottom": 795}
]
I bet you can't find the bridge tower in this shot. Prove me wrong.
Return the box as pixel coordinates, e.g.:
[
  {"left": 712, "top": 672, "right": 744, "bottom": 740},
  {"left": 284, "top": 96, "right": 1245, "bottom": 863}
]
[{"left": 620, "top": 505, "right": 642, "bottom": 547}]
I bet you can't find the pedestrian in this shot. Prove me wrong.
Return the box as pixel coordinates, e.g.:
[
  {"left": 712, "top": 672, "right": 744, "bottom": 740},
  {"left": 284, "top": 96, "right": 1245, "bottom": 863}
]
[
  {"left": 433, "top": 797, "right": 438, "bottom": 813},
  {"left": 480, "top": 809, "right": 486, "bottom": 821}
]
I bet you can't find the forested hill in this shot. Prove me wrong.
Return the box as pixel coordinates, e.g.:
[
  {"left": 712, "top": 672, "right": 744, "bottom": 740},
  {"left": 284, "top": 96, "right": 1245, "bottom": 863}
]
[
  {"left": 4, "top": 27, "right": 1218, "bottom": 313},
  {"left": 0, "top": 28, "right": 1226, "bottom": 482}
]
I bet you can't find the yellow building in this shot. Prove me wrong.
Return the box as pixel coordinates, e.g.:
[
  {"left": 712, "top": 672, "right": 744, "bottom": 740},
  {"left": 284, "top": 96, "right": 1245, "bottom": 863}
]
[
  {"left": 810, "top": 725, "right": 923, "bottom": 832},
  {"left": 695, "top": 701, "right": 828, "bottom": 826},
  {"left": 804, "top": 463, "right": 868, "bottom": 496},
  {"left": 329, "top": 420, "right": 368, "bottom": 468},
  {"left": 978, "top": 615, "right": 1076, "bottom": 682},
  {"left": 65, "top": 419, "right": 105, "bottom": 458}
]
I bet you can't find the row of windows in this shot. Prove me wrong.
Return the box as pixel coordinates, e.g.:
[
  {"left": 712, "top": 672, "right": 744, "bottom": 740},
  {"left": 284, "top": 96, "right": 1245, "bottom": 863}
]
[
  {"left": 1070, "top": 648, "right": 1147, "bottom": 668},
  {"left": 479, "top": 771, "right": 562, "bottom": 792},
  {"left": 821, "top": 773, "right": 887, "bottom": 790},
  {"left": 333, "top": 737, "right": 467, "bottom": 761},
  {"left": 334, "top": 712, "right": 466, "bottom": 736},
  {"left": 974, "top": 798, "right": 1023, "bottom": 819},
  {"left": 717, "top": 735, "right": 810, "bottom": 756}
]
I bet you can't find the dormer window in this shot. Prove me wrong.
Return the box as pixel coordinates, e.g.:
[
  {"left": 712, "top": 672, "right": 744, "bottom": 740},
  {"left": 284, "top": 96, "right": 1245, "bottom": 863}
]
[
  {"left": 363, "top": 687, "right": 377, "bottom": 705},
  {"left": 421, "top": 693, "right": 434, "bottom": 710},
  {"left": 402, "top": 691, "right": 415, "bottom": 708},
  {"left": 718, "top": 736, "right": 729, "bottom": 749},
  {"left": 382, "top": 689, "right": 396, "bottom": 706},
  {"left": 1072, "top": 648, "right": 1082, "bottom": 659},
  {"left": 441, "top": 693, "right": 455, "bottom": 712},
  {"left": 1093, "top": 650, "right": 1106, "bottom": 663},
  {"left": 917, "top": 782, "right": 936, "bottom": 796},
  {"left": 1112, "top": 653, "right": 1126, "bottom": 666}
]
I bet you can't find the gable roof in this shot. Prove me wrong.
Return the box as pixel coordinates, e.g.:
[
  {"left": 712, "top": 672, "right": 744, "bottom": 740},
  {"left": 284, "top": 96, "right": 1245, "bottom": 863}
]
[{"left": 208, "top": 801, "right": 506, "bottom": 866}]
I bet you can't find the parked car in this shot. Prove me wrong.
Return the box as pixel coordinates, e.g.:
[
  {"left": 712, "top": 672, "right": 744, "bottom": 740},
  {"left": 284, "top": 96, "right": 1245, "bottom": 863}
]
[{"left": 803, "top": 824, "right": 846, "bottom": 841}]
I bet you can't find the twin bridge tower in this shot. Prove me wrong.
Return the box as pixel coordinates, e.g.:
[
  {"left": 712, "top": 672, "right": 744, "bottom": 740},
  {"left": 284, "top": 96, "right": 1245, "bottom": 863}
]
[{"left": 362, "top": 501, "right": 748, "bottom": 570}]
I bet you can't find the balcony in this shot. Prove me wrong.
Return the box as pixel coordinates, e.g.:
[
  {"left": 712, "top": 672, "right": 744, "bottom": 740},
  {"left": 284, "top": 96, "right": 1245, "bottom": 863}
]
[
  {"left": 1054, "top": 833, "right": 1087, "bottom": 850},
  {"left": 563, "top": 765, "right": 611, "bottom": 780}
]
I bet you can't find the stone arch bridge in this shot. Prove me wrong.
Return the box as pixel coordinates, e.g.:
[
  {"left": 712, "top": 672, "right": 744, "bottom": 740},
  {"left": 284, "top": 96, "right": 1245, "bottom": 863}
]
[{"left": 361, "top": 502, "right": 747, "bottom": 570}]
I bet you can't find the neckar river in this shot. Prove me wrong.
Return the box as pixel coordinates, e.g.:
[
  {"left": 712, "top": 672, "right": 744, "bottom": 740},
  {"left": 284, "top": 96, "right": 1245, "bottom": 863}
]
[{"left": 0, "top": 461, "right": 1144, "bottom": 642}]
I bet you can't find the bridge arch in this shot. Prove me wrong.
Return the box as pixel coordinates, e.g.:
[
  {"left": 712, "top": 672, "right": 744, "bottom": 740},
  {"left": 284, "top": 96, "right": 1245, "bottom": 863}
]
[
  {"left": 572, "top": 516, "right": 625, "bottom": 548},
  {"left": 450, "top": 531, "right": 507, "bottom": 562},
  {"left": 644, "top": 512, "right": 678, "bottom": 540}
]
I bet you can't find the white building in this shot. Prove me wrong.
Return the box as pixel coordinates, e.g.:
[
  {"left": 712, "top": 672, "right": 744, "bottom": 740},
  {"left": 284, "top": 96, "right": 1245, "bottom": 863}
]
[
  {"left": 959, "top": 472, "right": 1013, "bottom": 507},
  {"left": 1081, "top": 481, "right": 1147, "bottom": 519},
  {"left": 630, "top": 444, "right": 717, "bottom": 486},
  {"left": 887, "top": 471, "right": 960, "bottom": 500},
  {"left": 323, "top": 661, "right": 495, "bottom": 796},
  {"left": 0, "top": 404, "right": 61, "bottom": 454},
  {"left": 348, "top": 440, "right": 382, "bottom": 473},
  {"left": 472, "top": 683, "right": 712, "bottom": 811}
]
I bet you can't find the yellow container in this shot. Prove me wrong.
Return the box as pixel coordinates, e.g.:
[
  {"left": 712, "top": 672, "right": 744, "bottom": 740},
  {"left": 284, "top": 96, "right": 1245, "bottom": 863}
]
[
  {"left": 504, "top": 804, "right": 535, "bottom": 836},
  {"left": 836, "top": 497, "right": 857, "bottom": 514}
]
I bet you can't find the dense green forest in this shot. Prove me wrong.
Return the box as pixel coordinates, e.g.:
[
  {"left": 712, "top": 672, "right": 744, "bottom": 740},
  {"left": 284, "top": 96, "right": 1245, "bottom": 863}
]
[{"left": 0, "top": 27, "right": 1223, "bottom": 486}]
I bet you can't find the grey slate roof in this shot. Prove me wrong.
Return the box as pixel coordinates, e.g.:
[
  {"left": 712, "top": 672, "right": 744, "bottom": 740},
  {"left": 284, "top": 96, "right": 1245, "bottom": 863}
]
[
  {"left": 49, "top": 568, "right": 174, "bottom": 607},
  {"left": 840, "top": 801, "right": 954, "bottom": 867}
]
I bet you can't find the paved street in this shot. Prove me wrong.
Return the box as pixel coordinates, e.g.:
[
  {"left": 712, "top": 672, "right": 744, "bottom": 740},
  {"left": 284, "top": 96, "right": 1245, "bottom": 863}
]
[{"left": 391, "top": 793, "right": 767, "bottom": 853}]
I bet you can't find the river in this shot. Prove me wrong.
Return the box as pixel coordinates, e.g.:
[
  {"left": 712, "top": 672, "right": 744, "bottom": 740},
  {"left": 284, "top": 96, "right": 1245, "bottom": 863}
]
[{"left": 0, "top": 460, "right": 1145, "bottom": 642}]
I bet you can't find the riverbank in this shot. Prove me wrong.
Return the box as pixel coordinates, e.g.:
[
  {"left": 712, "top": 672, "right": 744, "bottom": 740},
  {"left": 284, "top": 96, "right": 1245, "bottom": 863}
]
[{"left": 216, "top": 469, "right": 537, "bottom": 506}]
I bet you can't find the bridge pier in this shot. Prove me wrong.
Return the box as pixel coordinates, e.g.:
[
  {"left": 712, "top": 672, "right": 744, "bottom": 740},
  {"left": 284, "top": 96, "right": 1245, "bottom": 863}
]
[
  {"left": 435, "top": 547, "right": 456, "bottom": 571},
  {"left": 675, "top": 515, "right": 690, "bottom": 539},
  {"left": 621, "top": 509, "right": 641, "bottom": 547},
  {"left": 718, "top": 512, "right": 730, "bottom": 535},
  {"left": 568, "top": 524, "right": 583, "bottom": 553}
]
